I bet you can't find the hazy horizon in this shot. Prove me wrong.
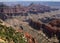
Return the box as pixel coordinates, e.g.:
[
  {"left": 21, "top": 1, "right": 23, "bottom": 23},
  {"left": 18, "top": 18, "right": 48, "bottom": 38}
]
[{"left": 0, "top": 0, "right": 60, "bottom": 2}]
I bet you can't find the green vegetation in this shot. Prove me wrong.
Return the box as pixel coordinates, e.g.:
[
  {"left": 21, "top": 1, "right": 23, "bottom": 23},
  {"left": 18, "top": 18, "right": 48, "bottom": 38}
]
[{"left": 0, "top": 21, "right": 27, "bottom": 43}]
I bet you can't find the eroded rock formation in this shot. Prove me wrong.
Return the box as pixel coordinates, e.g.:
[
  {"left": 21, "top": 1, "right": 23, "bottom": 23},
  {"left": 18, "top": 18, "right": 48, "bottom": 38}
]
[
  {"left": 29, "top": 19, "right": 60, "bottom": 39},
  {"left": 29, "top": 19, "right": 42, "bottom": 30},
  {"left": 0, "top": 3, "right": 59, "bottom": 20}
]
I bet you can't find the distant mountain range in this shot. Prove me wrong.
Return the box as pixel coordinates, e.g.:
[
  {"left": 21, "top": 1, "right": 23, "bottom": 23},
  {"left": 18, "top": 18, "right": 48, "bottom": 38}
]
[
  {"left": 1, "top": 1, "right": 60, "bottom": 9},
  {"left": 0, "top": 1, "right": 60, "bottom": 6}
]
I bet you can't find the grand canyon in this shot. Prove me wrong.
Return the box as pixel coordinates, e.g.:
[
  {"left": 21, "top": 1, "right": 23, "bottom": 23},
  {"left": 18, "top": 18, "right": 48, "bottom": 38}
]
[{"left": 0, "top": 1, "right": 60, "bottom": 43}]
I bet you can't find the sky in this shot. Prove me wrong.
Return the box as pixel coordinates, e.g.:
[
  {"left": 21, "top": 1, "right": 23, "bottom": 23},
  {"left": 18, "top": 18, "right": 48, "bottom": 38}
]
[{"left": 0, "top": 0, "right": 60, "bottom": 2}]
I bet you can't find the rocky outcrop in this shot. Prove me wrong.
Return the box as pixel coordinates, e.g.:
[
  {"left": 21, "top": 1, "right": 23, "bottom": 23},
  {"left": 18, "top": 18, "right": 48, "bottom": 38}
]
[
  {"left": 29, "top": 19, "right": 60, "bottom": 38},
  {"left": 49, "top": 19, "right": 60, "bottom": 27},
  {"left": 0, "top": 14, "right": 7, "bottom": 20},
  {"left": 29, "top": 19, "right": 42, "bottom": 30}
]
